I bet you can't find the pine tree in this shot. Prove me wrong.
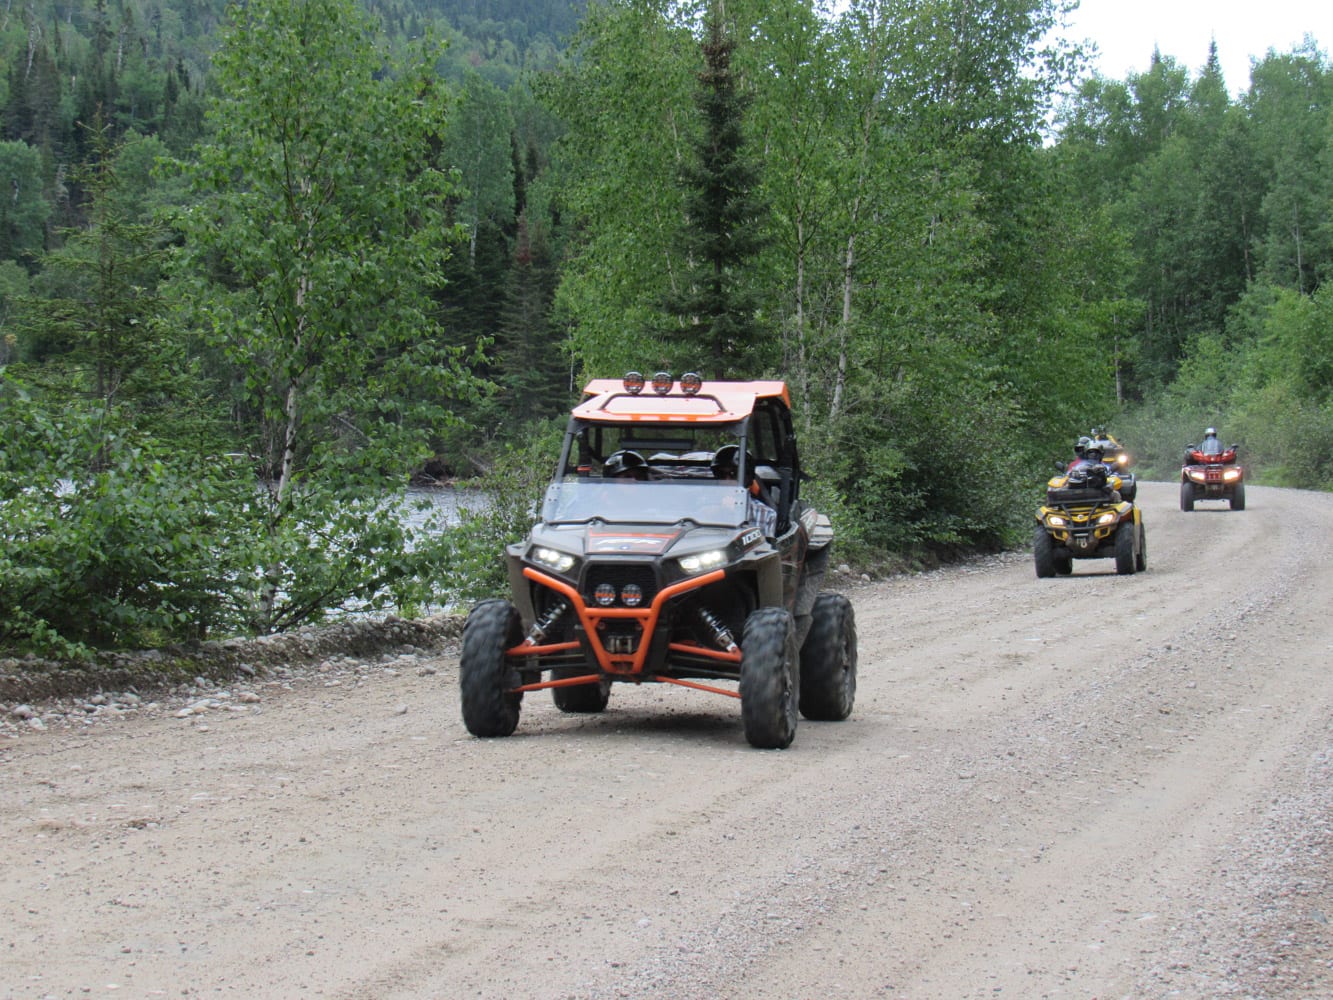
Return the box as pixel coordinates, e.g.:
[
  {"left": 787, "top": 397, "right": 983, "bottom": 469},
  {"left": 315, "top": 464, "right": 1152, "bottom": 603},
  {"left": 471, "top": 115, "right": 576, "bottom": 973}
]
[
  {"left": 495, "top": 212, "right": 566, "bottom": 425},
  {"left": 660, "top": 7, "right": 768, "bottom": 379}
]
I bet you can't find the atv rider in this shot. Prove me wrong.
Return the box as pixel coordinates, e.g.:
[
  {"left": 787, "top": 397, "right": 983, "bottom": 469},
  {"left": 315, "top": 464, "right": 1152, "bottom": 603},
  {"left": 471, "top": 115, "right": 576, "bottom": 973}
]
[
  {"left": 604, "top": 449, "right": 650, "bottom": 480},
  {"left": 711, "top": 444, "right": 774, "bottom": 503},
  {"left": 1063, "top": 441, "right": 1122, "bottom": 501},
  {"left": 1067, "top": 435, "right": 1092, "bottom": 471},
  {"left": 712, "top": 444, "right": 777, "bottom": 536},
  {"left": 1197, "top": 427, "right": 1224, "bottom": 457}
]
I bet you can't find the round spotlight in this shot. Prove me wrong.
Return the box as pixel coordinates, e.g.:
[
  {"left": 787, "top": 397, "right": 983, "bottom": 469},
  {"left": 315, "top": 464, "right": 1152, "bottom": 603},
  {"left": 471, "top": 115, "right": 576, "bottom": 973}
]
[
  {"left": 651, "top": 371, "right": 673, "bottom": 395},
  {"left": 594, "top": 582, "right": 617, "bottom": 607},
  {"left": 623, "top": 371, "right": 645, "bottom": 394},
  {"left": 680, "top": 372, "right": 703, "bottom": 395},
  {"left": 621, "top": 583, "right": 643, "bottom": 607}
]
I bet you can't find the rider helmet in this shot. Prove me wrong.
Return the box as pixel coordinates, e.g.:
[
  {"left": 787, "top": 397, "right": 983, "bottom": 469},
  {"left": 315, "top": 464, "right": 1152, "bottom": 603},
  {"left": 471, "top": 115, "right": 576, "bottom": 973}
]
[
  {"left": 1074, "top": 436, "right": 1090, "bottom": 456},
  {"left": 711, "top": 444, "right": 746, "bottom": 480},
  {"left": 1083, "top": 441, "right": 1105, "bottom": 462},
  {"left": 1204, "top": 427, "right": 1217, "bottom": 438},
  {"left": 604, "top": 449, "right": 647, "bottom": 479}
]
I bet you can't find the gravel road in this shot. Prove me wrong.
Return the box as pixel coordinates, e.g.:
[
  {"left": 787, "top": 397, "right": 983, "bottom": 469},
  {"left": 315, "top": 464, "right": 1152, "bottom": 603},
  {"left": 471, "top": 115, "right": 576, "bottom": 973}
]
[{"left": 3, "top": 480, "right": 1331, "bottom": 1000}]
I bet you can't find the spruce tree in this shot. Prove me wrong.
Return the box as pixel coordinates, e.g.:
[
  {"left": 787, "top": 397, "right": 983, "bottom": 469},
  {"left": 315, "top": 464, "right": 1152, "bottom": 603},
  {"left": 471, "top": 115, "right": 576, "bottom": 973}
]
[{"left": 661, "top": 7, "right": 768, "bottom": 379}]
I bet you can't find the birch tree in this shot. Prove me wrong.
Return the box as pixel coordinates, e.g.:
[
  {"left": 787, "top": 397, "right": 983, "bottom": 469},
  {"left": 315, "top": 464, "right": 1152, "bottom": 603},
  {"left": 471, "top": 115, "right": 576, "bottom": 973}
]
[{"left": 177, "top": 0, "right": 485, "bottom": 631}]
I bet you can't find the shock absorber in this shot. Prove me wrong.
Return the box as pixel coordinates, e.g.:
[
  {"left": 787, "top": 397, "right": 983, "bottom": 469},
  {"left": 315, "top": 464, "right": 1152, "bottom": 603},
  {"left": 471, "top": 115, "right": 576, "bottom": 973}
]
[
  {"left": 695, "top": 606, "right": 738, "bottom": 653},
  {"left": 523, "top": 598, "right": 569, "bottom": 646}
]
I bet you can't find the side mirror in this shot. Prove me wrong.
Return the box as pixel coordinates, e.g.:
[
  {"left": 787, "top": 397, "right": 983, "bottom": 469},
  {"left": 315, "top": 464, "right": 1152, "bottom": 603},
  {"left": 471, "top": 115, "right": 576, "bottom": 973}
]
[
  {"left": 1054, "top": 460, "right": 1067, "bottom": 472},
  {"left": 1185, "top": 443, "right": 1196, "bottom": 452}
]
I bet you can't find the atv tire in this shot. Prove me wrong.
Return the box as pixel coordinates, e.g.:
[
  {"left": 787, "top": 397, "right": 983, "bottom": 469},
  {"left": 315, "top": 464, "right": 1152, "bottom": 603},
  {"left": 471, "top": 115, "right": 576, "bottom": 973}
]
[
  {"left": 1054, "top": 550, "right": 1073, "bottom": 575},
  {"left": 1231, "top": 484, "right": 1246, "bottom": 510},
  {"left": 740, "top": 607, "right": 799, "bottom": 749},
  {"left": 1135, "top": 523, "right": 1148, "bottom": 572},
  {"left": 1114, "top": 522, "right": 1137, "bottom": 575},
  {"left": 1119, "top": 477, "right": 1138, "bottom": 502},
  {"left": 552, "top": 668, "right": 611, "bottom": 713},
  {"left": 460, "top": 599, "right": 524, "bottom": 737},
  {"left": 1034, "top": 526, "right": 1057, "bottom": 578},
  {"left": 798, "top": 593, "right": 857, "bottom": 721},
  {"left": 1180, "top": 480, "right": 1195, "bottom": 512}
]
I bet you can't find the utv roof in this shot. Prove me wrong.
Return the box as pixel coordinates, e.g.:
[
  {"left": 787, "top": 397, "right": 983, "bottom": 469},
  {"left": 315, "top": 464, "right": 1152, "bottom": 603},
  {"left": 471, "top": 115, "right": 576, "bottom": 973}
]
[{"left": 575, "top": 375, "right": 791, "bottom": 424}]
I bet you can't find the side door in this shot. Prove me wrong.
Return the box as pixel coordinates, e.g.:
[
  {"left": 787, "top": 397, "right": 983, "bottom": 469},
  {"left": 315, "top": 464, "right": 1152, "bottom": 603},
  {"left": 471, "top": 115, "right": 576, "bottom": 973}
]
[{"left": 751, "top": 401, "right": 807, "bottom": 609}]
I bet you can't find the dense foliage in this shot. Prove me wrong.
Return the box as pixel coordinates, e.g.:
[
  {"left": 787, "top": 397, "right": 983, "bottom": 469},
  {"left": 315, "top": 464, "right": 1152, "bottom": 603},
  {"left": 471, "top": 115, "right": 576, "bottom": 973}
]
[
  {"left": 2, "top": 0, "right": 1330, "bottom": 653},
  {"left": 1052, "top": 40, "right": 1333, "bottom": 485}
]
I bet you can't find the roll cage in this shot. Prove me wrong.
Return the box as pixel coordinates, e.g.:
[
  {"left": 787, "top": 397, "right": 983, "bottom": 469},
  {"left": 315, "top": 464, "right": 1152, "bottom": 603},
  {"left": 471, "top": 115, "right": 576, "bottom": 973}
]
[{"left": 555, "top": 377, "right": 804, "bottom": 535}]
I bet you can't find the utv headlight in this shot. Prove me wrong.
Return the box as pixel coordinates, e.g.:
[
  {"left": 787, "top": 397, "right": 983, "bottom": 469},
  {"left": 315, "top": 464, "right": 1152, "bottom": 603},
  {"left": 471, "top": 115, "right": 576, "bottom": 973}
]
[
  {"left": 679, "top": 549, "right": 727, "bottom": 575},
  {"left": 532, "top": 546, "right": 577, "bottom": 574}
]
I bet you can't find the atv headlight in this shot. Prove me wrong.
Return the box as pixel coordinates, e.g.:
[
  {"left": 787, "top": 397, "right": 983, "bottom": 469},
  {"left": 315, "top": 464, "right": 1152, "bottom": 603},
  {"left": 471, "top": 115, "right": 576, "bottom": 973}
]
[
  {"left": 679, "top": 549, "right": 727, "bottom": 575},
  {"left": 1223, "top": 469, "right": 1241, "bottom": 481},
  {"left": 1045, "top": 514, "right": 1067, "bottom": 528},
  {"left": 532, "top": 546, "right": 577, "bottom": 574},
  {"left": 1188, "top": 470, "right": 1207, "bottom": 483},
  {"left": 1096, "top": 511, "right": 1117, "bottom": 525}
]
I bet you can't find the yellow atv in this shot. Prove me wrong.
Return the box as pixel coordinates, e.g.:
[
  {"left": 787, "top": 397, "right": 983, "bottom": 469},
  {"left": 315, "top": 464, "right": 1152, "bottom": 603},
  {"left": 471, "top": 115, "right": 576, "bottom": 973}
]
[{"left": 1034, "top": 464, "right": 1146, "bottom": 577}]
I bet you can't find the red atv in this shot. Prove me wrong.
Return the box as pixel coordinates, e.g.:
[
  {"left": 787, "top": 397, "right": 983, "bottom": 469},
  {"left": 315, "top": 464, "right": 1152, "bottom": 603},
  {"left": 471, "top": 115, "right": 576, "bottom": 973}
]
[{"left": 1180, "top": 439, "right": 1244, "bottom": 511}]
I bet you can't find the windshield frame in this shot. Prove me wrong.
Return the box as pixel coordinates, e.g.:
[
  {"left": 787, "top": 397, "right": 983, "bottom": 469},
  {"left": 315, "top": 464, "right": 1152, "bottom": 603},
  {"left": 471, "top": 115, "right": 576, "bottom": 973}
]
[{"left": 541, "top": 477, "right": 751, "bottom": 528}]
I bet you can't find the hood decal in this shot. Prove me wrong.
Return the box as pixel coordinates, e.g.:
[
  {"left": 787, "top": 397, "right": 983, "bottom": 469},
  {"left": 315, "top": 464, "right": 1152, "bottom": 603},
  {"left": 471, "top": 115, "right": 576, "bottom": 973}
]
[{"left": 587, "top": 529, "right": 681, "bottom": 555}]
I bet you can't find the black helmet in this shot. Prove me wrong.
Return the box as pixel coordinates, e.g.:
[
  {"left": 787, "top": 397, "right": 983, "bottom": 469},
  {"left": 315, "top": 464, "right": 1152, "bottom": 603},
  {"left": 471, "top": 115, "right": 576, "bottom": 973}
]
[
  {"left": 711, "top": 444, "right": 752, "bottom": 480},
  {"left": 604, "top": 449, "right": 647, "bottom": 478},
  {"left": 1074, "top": 436, "right": 1091, "bottom": 456},
  {"left": 1083, "top": 441, "right": 1105, "bottom": 461}
]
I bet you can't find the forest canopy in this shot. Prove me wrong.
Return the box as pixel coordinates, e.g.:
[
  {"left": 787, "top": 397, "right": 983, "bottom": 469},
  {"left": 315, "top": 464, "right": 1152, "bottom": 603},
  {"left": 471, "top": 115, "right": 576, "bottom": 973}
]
[{"left": 2, "top": 0, "right": 1331, "bottom": 653}]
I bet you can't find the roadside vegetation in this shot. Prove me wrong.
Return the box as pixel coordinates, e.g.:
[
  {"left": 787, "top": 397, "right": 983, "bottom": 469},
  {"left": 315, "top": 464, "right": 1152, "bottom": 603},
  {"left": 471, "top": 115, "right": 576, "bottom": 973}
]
[{"left": 2, "top": 0, "right": 1330, "bottom": 656}]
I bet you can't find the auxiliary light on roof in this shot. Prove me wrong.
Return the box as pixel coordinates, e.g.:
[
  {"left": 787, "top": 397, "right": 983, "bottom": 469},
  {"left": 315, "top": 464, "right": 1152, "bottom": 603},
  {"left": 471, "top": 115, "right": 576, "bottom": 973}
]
[{"left": 621, "top": 370, "right": 704, "bottom": 396}]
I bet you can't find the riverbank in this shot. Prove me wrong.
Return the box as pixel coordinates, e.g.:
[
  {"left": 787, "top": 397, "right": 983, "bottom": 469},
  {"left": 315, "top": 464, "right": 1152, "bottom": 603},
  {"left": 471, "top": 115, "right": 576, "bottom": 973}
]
[{"left": 0, "top": 612, "right": 465, "bottom": 705}]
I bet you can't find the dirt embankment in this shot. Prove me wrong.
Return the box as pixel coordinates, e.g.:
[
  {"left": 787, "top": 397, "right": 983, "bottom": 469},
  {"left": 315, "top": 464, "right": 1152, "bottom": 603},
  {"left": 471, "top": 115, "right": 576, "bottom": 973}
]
[
  {"left": 2, "top": 480, "right": 1331, "bottom": 1000},
  {"left": 0, "top": 613, "right": 463, "bottom": 709}
]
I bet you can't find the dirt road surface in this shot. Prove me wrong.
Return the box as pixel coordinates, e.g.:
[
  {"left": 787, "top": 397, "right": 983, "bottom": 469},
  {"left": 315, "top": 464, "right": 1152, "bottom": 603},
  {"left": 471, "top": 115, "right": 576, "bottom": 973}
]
[{"left": 4, "top": 481, "right": 1332, "bottom": 1000}]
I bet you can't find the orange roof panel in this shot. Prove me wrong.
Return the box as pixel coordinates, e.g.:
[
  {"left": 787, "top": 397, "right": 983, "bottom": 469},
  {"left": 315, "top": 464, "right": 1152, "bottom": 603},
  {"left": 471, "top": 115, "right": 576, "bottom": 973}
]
[{"left": 576, "top": 378, "right": 790, "bottom": 423}]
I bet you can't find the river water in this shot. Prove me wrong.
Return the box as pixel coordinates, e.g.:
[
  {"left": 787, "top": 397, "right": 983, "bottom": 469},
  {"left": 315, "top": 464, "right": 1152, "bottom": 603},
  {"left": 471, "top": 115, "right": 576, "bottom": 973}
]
[{"left": 400, "top": 485, "right": 487, "bottom": 531}]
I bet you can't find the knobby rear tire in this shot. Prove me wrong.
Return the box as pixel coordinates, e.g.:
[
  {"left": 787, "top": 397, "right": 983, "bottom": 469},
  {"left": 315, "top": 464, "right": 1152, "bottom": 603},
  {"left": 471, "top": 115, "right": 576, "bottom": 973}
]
[
  {"left": 552, "top": 668, "right": 611, "bottom": 713},
  {"left": 799, "top": 593, "right": 857, "bottom": 721}
]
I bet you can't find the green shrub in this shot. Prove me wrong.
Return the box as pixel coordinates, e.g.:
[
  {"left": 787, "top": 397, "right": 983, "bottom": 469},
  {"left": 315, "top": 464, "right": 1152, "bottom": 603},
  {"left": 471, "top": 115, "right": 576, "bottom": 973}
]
[{"left": 411, "top": 421, "right": 563, "bottom": 608}]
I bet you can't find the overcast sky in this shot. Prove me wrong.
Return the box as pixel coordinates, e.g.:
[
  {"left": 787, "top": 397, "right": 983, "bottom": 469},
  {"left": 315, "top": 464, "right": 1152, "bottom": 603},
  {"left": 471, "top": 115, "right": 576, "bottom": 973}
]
[{"left": 1058, "top": 0, "right": 1331, "bottom": 95}]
